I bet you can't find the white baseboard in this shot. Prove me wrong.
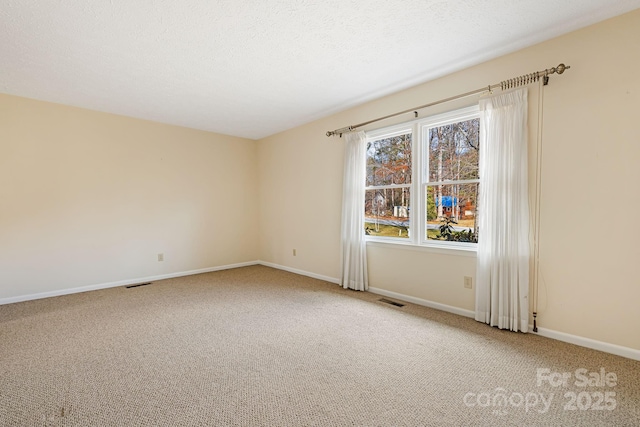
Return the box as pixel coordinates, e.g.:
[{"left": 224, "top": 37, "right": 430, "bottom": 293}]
[
  {"left": 365, "top": 287, "right": 640, "bottom": 361},
  {"left": 255, "top": 263, "right": 476, "bottom": 320},
  {"left": 530, "top": 325, "right": 640, "bottom": 361},
  {"left": 193, "top": 260, "right": 640, "bottom": 362},
  {"left": 3, "top": 260, "right": 638, "bottom": 361},
  {"left": 0, "top": 261, "right": 259, "bottom": 305},
  {"left": 368, "top": 287, "right": 476, "bottom": 319},
  {"left": 257, "top": 261, "right": 340, "bottom": 284}
]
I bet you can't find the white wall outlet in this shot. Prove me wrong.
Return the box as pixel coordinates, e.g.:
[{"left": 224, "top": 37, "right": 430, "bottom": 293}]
[
  {"left": 464, "top": 276, "right": 473, "bottom": 289},
  {"left": 158, "top": 253, "right": 164, "bottom": 262},
  {"left": 293, "top": 249, "right": 297, "bottom": 256}
]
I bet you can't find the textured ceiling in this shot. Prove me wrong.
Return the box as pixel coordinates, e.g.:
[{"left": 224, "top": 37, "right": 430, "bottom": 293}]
[{"left": 1, "top": 1, "right": 639, "bottom": 139}]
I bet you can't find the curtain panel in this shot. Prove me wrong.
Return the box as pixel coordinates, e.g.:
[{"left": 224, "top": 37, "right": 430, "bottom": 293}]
[
  {"left": 340, "top": 131, "right": 368, "bottom": 291},
  {"left": 475, "top": 88, "right": 530, "bottom": 332}
]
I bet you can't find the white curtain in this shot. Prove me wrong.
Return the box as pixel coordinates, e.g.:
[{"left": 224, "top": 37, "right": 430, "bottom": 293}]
[
  {"left": 475, "top": 88, "right": 530, "bottom": 332},
  {"left": 340, "top": 131, "right": 368, "bottom": 291}
]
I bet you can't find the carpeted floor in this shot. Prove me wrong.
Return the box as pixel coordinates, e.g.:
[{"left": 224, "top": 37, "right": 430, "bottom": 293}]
[{"left": 1, "top": 265, "right": 638, "bottom": 426}]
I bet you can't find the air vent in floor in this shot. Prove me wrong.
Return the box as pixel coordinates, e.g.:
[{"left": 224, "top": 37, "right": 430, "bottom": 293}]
[
  {"left": 125, "top": 282, "right": 152, "bottom": 289},
  {"left": 378, "top": 298, "right": 405, "bottom": 307}
]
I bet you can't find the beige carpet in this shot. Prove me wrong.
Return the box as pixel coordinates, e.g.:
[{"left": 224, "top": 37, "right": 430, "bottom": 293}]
[{"left": 1, "top": 265, "right": 638, "bottom": 426}]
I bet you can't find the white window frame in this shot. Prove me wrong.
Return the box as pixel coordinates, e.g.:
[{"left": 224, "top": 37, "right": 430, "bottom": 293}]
[
  {"left": 364, "top": 124, "right": 414, "bottom": 244},
  {"left": 365, "top": 105, "right": 480, "bottom": 251}
]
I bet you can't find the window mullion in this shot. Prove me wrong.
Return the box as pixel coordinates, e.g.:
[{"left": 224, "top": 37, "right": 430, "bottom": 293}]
[{"left": 413, "top": 122, "right": 421, "bottom": 244}]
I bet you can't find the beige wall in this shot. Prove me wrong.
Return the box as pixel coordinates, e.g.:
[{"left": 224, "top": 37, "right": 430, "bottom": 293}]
[
  {"left": 257, "top": 118, "right": 344, "bottom": 276},
  {"left": 0, "top": 94, "right": 258, "bottom": 299},
  {"left": 258, "top": 10, "right": 640, "bottom": 351},
  {"left": 2, "top": 10, "right": 638, "bottom": 352}
]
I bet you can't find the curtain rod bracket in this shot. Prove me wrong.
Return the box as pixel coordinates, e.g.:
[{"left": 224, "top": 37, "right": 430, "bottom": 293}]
[{"left": 326, "top": 126, "right": 354, "bottom": 137}]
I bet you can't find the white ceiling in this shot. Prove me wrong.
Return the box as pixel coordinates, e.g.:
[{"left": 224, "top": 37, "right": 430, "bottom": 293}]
[{"left": 1, "top": 1, "right": 639, "bottom": 140}]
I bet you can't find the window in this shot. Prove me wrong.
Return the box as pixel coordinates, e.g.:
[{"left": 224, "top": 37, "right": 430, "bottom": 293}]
[
  {"left": 364, "top": 106, "right": 480, "bottom": 249},
  {"left": 365, "top": 128, "right": 412, "bottom": 239}
]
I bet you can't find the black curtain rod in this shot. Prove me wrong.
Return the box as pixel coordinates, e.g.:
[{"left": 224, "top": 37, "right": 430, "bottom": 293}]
[{"left": 326, "top": 63, "right": 570, "bottom": 137}]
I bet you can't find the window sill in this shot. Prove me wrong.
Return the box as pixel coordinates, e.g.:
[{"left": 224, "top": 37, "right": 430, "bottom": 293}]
[{"left": 365, "top": 239, "right": 477, "bottom": 258}]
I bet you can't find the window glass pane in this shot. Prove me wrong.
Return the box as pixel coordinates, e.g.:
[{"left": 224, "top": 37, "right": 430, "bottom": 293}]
[
  {"left": 365, "top": 187, "right": 410, "bottom": 238},
  {"left": 366, "top": 133, "right": 412, "bottom": 187},
  {"left": 426, "top": 183, "right": 478, "bottom": 242},
  {"left": 428, "top": 118, "right": 479, "bottom": 182}
]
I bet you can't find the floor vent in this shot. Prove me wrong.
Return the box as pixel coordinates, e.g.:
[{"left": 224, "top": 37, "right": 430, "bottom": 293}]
[
  {"left": 125, "top": 282, "right": 152, "bottom": 289},
  {"left": 378, "top": 298, "right": 405, "bottom": 307}
]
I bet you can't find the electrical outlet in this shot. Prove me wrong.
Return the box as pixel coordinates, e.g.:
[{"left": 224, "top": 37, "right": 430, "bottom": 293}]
[
  {"left": 464, "top": 276, "right": 473, "bottom": 289},
  {"left": 158, "top": 253, "right": 164, "bottom": 262},
  {"left": 293, "top": 249, "right": 297, "bottom": 256}
]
